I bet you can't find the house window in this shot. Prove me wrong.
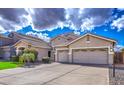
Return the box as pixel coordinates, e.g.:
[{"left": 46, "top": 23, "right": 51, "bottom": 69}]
[{"left": 48, "top": 51, "right": 51, "bottom": 57}]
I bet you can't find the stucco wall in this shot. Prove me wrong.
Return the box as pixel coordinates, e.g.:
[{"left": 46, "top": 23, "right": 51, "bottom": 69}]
[
  {"left": 2, "top": 47, "right": 11, "bottom": 60},
  {"left": 15, "top": 41, "right": 29, "bottom": 49},
  {"left": 69, "top": 35, "right": 113, "bottom": 48},
  {"left": 51, "top": 36, "right": 68, "bottom": 46},
  {"left": 55, "top": 46, "right": 68, "bottom": 50},
  {"left": 35, "top": 48, "right": 49, "bottom": 61}
]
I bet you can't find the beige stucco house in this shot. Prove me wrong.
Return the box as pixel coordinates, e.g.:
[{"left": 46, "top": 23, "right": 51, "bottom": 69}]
[
  {"left": 0, "top": 32, "right": 51, "bottom": 61},
  {"left": 51, "top": 33, "right": 116, "bottom": 65},
  {"left": 0, "top": 32, "right": 117, "bottom": 65}
]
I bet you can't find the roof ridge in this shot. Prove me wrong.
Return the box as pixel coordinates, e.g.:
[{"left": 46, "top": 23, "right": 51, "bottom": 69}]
[
  {"left": 10, "top": 32, "right": 50, "bottom": 45},
  {"left": 51, "top": 31, "right": 79, "bottom": 41},
  {"left": 0, "top": 34, "right": 12, "bottom": 39},
  {"left": 88, "top": 33, "right": 117, "bottom": 42}
]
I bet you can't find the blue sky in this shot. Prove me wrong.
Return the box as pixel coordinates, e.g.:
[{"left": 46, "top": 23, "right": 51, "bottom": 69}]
[{"left": 0, "top": 8, "right": 124, "bottom": 48}]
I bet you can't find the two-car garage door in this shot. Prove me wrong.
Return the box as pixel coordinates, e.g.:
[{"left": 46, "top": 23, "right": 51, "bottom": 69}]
[
  {"left": 72, "top": 49, "right": 108, "bottom": 64},
  {"left": 57, "top": 49, "right": 108, "bottom": 64}
]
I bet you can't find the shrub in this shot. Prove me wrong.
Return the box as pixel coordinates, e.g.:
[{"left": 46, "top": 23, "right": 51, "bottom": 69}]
[
  {"left": 19, "top": 55, "right": 24, "bottom": 64},
  {"left": 42, "top": 57, "right": 51, "bottom": 64},
  {"left": 11, "top": 56, "right": 19, "bottom": 62}
]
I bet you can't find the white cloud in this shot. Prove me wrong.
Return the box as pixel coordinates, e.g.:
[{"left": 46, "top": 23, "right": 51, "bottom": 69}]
[
  {"left": 65, "top": 8, "right": 113, "bottom": 32},
  {"left": 104, "top": 29, "right": 108, "bottom": 31},
  {"left": 111, "top": 15, "right": 124, "bottom": 31},
  {"left": 26, "top": 31, "right": 50, "bottom": 42},
  {"left": 81, "top": 18, "right": 94, "bottom": 32},
  {"left": 20, "top": 14, "right": 33, "bottom": 27},
  {"left": 0, "top": 8, "right": 29, "bottom": 32},
  {"left": 0, "top": 25, "right": 6, "bottom": 33},
  {"left": 0, "top": 8, "right": 114, "bottom": 33},
  {"left": 73, "top": 30, "right": 80, "bottom": 35},
  {"left": 117, "top": 8, "right": 124, "bottom": 11}
]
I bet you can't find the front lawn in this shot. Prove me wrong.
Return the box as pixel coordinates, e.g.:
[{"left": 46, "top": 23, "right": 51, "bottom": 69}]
[{"left": 0, "top": 61, "right": 21, "bottom": 70}]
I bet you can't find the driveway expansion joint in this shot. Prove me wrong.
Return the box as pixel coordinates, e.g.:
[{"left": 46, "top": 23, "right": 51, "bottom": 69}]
[{"left": 42, "top": 66, "right": 82, "bottom": 85}]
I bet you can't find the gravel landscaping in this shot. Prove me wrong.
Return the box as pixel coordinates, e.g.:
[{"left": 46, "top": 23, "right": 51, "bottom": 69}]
[{"left": 109, "top": 64, "right": 124, "bottom": 85}]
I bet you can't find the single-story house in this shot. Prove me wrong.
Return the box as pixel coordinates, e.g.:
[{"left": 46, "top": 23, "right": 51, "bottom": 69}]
[
  {"left": 0, "top": 32, "right": 51, "bottom": 61},
  {"left": 51, "top": 33, "right": 116, "bottom": 65},
  {"left": 0, "top": 32, "right": 117, "bottom": 65}
]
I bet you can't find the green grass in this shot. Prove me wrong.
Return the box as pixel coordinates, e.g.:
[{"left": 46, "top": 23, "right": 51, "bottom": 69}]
[{"left": 0, "top": 61, "right": 22, "bottom": 70}]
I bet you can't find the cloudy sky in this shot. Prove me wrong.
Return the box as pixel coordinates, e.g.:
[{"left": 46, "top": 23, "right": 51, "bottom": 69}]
[{"left": 0, "top": 8, "right": 124, "bottom": 48}]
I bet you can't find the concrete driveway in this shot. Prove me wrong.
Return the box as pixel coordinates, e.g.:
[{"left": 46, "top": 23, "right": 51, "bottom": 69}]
[{"left": 0, "top": 63, "right": 109, "bottom": 85}]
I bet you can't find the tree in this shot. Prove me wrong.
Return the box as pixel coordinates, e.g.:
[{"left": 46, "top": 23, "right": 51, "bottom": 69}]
[
  {"left": 19, "top": 53, "right": 35, "bottom": 64},
  {"left": 19, "top": 48, "right": 38, "bottom": 64},
  {"left": 122, "top": 48, "right": 124, "bottom": 52},
  {"left": 23, "top": 48, "right": 38, "bottom": 60},
  {"left": 121, "top": 48, "right": 124, "bottom": 64}
]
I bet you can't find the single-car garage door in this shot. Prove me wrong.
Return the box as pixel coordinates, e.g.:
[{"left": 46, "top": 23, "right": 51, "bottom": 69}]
[
  {"left": 57, "top": 50, "right": 69, "bottom": 62},
  {"left": 72, "top": 49, "right": 108, "bottom": 64}
]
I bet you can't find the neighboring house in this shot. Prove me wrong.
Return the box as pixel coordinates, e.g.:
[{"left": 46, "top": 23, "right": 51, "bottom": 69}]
[
  {"left": 0, "top": 35, "right": 14, "bottom": 60},
  {"left": 52, "top": 33, "right": 116, "bottom": 65},
  {"left": 0, "top": 32, "right": 51, "bottom": 61}
]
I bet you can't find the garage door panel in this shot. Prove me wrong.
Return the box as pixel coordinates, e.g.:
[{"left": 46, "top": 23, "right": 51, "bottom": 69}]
[
  {"left": 88, "top": 51, "right": 107, "bottom": 64},
  {"left": 73, "top": 49, "right": 108, "bottom": 64},
  {"left": 73, "top": 50, "right": 89, "bottom": 63},
  {"left": 58, "top": 50, "right": 69, "bottom": 62}
]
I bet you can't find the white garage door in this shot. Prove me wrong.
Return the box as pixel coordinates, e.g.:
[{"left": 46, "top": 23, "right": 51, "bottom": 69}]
[
  {"left": 57, "top": 50, "right": 69, "bottom": 62},
  {"left": 73, "top": 49, "right": 108, "bottom": 64}
]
